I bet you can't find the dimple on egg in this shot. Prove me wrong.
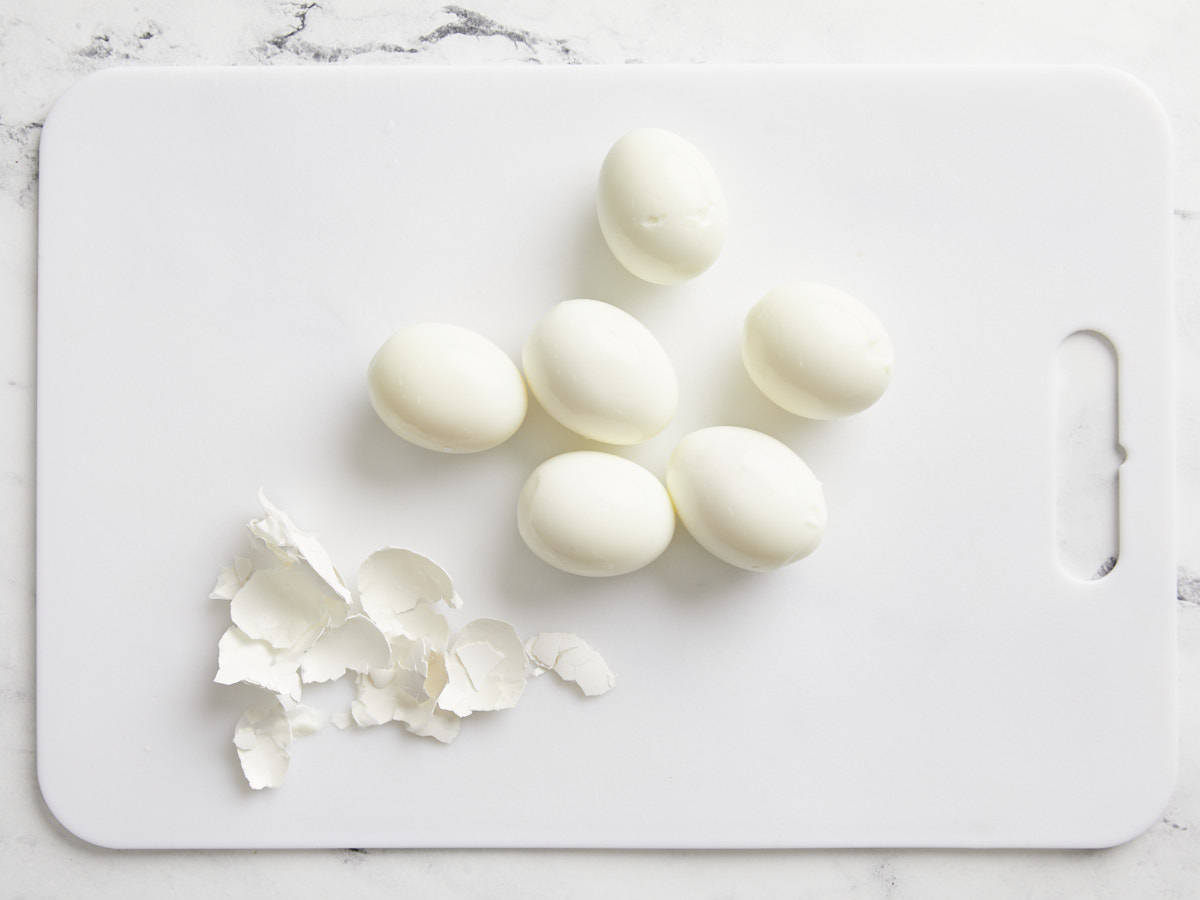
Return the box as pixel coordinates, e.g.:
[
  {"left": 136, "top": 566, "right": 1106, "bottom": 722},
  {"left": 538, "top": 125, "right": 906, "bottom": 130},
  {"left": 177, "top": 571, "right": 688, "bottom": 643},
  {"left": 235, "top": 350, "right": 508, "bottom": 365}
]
[
  {"left": 518, "top": 451, "right": 676, "bottom": 577},
  {"left": 596, "top": 128, "right": 728, "bottom": 285},
  {"left": 666, "top": 426, "right": 827, "bottom": 572},
  {"left": 367, "top": 323, "right": 527, "bottom": 453}
]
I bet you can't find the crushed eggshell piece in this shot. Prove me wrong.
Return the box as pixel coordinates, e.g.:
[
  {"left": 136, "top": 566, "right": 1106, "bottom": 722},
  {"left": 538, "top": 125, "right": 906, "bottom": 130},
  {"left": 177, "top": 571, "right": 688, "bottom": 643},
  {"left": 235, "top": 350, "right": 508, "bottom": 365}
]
[
  {"left": 249, "top": 490, "right": 352, "bottom": 605},
  {"left": 350, "top": 636, "right": 434, "bottom": 725},
  {"left": 385, "top": 602, "right": 451, "bottom": 651},
  {"left": 437, "top": 619, "right": 528, "bottom": 717},
  {"left": 234, "top": 699, "right": 293, "bottom": 790},
  {"left": 403, "top": 703, "right": 462, "bottom": 743},
  {"left": 456, "top": 640, "right": 505, "bottom": 691},
  {"left": 354, "top": 649, "right": 462, "bottom": 743},
  {"left": 382, "top": 635, "right": 433, "bottom": 700},
  {"left": 350, "top": 671, "right": 408, "bottom": 727},
  {"left": 350, "top": 676, "right": 462, "bottom": 743},
  {"left": 215, "top": 626, "right": 304, "bottom": 701},
  {"left": 230, "top": 565, "right": 344, "bottom": 650},
  {"left": 402, "top": 649, "right": 455, "bottom": 740},
  {"left": 210, "top": 556, "right": 254, "bottom": 601},
  {"left": 300, "top": 614, "right": 390, "bottom": 684},
  {"left": 344, "top": 637, "right": 430, "bottom": 731},
  {"left": 424, "top": 648, "right": 450, "bottom": 699},
  {"left": 279, "top": 696, "right": 328, "bottom": 737},
  {"left": 525, "top": 632, "right": 616, "bottom": 697},
  {"left": 357, "top": 548, "right": 461, "bottom": 636}
]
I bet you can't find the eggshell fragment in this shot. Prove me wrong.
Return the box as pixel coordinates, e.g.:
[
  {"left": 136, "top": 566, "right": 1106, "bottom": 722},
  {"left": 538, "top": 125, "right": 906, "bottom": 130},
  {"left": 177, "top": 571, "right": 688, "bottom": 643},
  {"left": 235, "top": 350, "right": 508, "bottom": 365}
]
[
  {"left": 230, "top": 566, "right": 346, "bottom": 651},
  {"left": 351, "top": 671, "right": 414, "bottom": 727},
  {"left": 437, "top": 619, "right": 528, "bottom": 716},
  {"left": 368, "top": 323, "right": 527, "bottom": 453},
  {"left": 522, "top": 299, "right": 678, "bottom": 445},
  {"left": 597, "top": 128, "right": 727, "bottom": 284},
  {"left": 405, "top": 704, "right": 462, "bottom": 743},
  {"left": 234, "top": 700, "right": 293, "bottom": 790},
  {"left": 350, "top": 645, "right": 461, "bottom": 743},
  {"left": 525, "top": 633, "right": 616, "bottom": 697},
  {"left": 384, "top": 602, "right": 451, "bottom": 651},
  {"left": 249, "top": 490, "right": 351, "bottom": 605},
  {"left": 299, "top": 614, "right": 391, "bottom": 684},
  {"left": 743, "top": 282, "right": 894, "bottom": 419},
  {"left": 358, "top": 548, "right": 461, "bottom": 636},
  {"left": 666, "top": 426, "right": 827, "bottom": 572},
  {"left": 209, "top": 556, "right": 253, "bottom": 601},
  {"left": 279, "top": 696, "right": 328, "bottom": 737},
  {"left": 396, "top": 651, "right": 462, "bottom": 742},
  {"left": 214, "top": 626, "right": 304, "bottom": 701},
  {"left": 380, "top": 634, "right": 434, "bottom": 701},
  {"left": 456, "top": 640, "right": 506, "bottom": 690},
  {"left": 518, "top": 451, "right": 675, "bottom": 577}
]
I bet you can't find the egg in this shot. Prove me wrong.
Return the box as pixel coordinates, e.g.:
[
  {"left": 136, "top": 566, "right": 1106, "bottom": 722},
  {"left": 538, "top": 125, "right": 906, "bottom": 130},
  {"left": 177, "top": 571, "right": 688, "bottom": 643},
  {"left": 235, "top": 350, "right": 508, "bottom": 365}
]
[
  {"left": 666, "top": 426, "right": 826, "bottom": 572},
  {"left": 367, "top": 323, "right": 526, "bottom": 453},
  {"left": 743, "top": 282, "right": 894, "bottom": 420},
  {"left": 522, "top": 299, "right": 678, "bottom": 444},
  {"left": 596, "top": 128, "right": 728, "bottom": 285},
  {"left": 518, "top": 451, "right": 676, "bottom": 577}
]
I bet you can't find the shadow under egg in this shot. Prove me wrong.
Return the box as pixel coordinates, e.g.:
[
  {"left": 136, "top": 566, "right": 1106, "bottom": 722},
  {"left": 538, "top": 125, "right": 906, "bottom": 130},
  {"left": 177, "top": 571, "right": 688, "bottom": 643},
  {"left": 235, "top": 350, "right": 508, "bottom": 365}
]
[
  {"left": 703, "top": 343, "right": 830, "bottom": 448},
  {"left": 565, "top": 209, "right": 678, "bottom": 312},
  {"left": 645, "top": 524, "right": 762, "bottom": 607}
]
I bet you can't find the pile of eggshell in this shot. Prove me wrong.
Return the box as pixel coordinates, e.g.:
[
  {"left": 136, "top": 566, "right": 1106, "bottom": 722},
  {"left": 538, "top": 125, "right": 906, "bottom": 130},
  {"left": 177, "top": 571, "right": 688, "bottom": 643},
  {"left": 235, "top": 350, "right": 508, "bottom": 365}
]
[{"left": 368, "top": 128, "right": 894, "bottom": 577}]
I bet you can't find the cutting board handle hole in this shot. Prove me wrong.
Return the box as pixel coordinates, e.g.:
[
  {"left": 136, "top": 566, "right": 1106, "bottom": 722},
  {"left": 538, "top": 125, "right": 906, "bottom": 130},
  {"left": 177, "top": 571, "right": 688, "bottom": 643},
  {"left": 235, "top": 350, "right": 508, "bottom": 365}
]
[{"left": 1054, "top": 330, "right": 1122, "bottom": 580}]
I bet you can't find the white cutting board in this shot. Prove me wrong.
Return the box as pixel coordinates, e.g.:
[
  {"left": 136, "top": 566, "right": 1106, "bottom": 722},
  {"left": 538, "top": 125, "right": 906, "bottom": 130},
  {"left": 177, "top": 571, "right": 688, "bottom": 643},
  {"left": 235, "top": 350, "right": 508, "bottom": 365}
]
[{"left": 36, "top": 65, "right": 1175, "bottom": 849}]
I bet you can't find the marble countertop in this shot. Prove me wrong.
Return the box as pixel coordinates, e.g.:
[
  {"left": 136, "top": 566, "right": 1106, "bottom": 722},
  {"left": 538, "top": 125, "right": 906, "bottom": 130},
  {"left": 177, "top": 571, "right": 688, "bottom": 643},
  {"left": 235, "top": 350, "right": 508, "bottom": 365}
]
[{"left": 2, "top": 1, "right": 1197, "bottom": 896}]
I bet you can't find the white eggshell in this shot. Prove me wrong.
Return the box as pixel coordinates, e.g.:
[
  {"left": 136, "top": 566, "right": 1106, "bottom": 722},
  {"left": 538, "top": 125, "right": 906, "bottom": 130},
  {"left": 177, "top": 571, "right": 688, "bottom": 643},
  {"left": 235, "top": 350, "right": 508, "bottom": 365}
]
[
  {"left": 666, "top": 426, "right": 826, "bottom": 572},
  {"left": 743, "top": 283, "right": 894, "bottom": 420},
  {"left": 596, "top": 128, "right": 727, "bottom": 285},
  {"left": 368, "top": 323, "right": 527, "bottom": 453},
  {"left": 522, "top": 299, "right": 678, "bottom": 445},
  {"left": 518, "top": 451, "right": 676, "bottom": 577}
]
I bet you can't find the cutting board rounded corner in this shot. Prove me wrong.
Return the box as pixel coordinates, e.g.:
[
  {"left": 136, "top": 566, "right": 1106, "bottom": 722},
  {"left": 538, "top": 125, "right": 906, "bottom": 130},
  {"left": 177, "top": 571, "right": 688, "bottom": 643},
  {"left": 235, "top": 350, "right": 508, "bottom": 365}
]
[
  {"left": 1086, "top": 764, "right": 1178, "bottom": 849},
  {"left": 39, "top": 66, "right": 135, "bottom": 161},
  {"left": 1070, "top": 64, "right": 1172, "bottom": 149},
  {"left": 36, "top": 750, "right": 127, "bottom": 850}
]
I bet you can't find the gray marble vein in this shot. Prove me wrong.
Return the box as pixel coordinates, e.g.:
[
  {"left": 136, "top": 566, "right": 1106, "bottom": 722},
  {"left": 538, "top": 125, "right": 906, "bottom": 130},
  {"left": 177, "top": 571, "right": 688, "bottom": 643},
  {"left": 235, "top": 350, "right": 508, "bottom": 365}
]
[
  {"left": 0, "top": 118, "right": 42, "bottom": 207},
  {"left": 254, "top": 3, "right": 584, "bottom": 63},
  {"left": 1179, "top": 569, "right": 1200, "bottom": 607}
]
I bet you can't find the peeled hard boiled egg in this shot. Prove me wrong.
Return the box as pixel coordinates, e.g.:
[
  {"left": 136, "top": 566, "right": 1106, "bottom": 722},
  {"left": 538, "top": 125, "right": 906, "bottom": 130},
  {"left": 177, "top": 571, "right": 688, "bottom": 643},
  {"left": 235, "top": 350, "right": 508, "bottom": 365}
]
[
  {"left": 743, "top": 282, "right": 894, "bottom": 420},
  {"left": 596, "top": 128, "right": 727, "bottom": 285},
  {"left": 666, "top": 426, "right": 826, "bottom": 572},
  {"left": 368, "top": 323, "right": 526, "bottom": 453},
  {"left": 518, "top": 451, "right": 676, "bottom": 577},
  {"left": 522, "top": 299, "right": 678, "bottom": 445}
]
